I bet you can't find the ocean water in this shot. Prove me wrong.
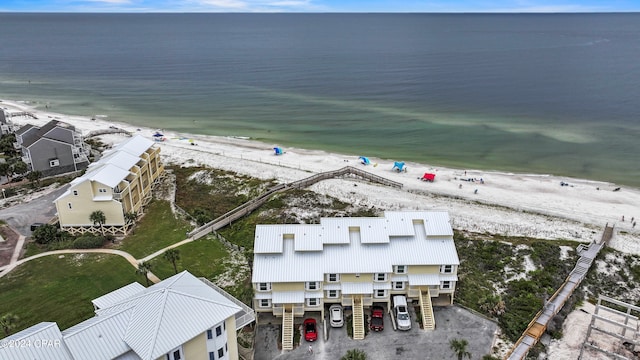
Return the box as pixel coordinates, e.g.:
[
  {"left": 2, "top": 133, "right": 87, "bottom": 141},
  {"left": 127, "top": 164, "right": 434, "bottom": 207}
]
[{"left": 1, "top": 13, "right": 639, "bottom": 186}]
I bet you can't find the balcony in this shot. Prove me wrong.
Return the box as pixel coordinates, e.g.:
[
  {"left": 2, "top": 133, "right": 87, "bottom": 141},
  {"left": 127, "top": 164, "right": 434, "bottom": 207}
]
[{"left": 21, "top": 156, "right": 31, "bottom": 164}]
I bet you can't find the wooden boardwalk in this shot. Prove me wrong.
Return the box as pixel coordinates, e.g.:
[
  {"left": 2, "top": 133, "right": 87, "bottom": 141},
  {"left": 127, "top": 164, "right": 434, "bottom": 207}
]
[
  {"left": 188, "top": 166, "right": 402, "bottom": 240},
  {"left": 505, "top": 224, "right": 615, "bottom": 360}
]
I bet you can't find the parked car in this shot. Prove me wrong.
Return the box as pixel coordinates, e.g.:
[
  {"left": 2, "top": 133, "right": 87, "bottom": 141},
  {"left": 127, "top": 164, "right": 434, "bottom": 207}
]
[
  {"left": 393, "top": 295, "right": 412, "bottom": 330},
  {"left": 370, "top": 305, "right": 384, "bottom": 332},
  {"left": 303, "top": 318, "right": 318, "bottom": 341},
  {"left": 30, "top": 222, "right": 45, "bottom": 231},
  {"left": 329, "top": 304, "right": 344, "bottom": 327}
]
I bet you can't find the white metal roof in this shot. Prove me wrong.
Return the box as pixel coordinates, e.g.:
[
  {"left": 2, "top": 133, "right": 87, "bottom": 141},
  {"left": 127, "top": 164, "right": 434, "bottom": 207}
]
[
  {"left": 97, "top": 150, "right": 142, "bottom": 172},
  {"left": 92, "top": 282, "right": 146, "bottom": 309},
  {"left": 0, "top": 322, "right": 73, "bottom": 360},
  {"left": 252, "top": 211, "right": 459, "bottom": 283},
  {"left": 272, "top": 291, "right": 305, "bottom": 304},
  {"left": 89, "top": 164, "right": 132, "bottom": 188},
  {"left": 109, "top": 135, "right": 154, "bottom": 158},
  {"left": 407, "top": 274, "right": 440, "bottom": 286},
  {"left": 342, "top": 282, "right": 374, "bottom": 294},
  {"left": 62, "top": 308, "right": 132, "bottom": 360}
]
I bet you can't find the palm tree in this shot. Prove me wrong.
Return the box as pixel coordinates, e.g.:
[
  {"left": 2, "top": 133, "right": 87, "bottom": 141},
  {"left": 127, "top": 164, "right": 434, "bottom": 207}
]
[
  {"left": 341, "top": 349, "right": 367, "bottom": 360},
  {"left": 450, "top": 339, "right": 472, "bottom": 360},
  {"left": 163, "top": 248, "right": 181, "bottom": 274},
  {"left": 0, "top": 313, "right": 19, "bottom": 336},
  {"left": 124, "top": 212, "right": 138, "bottom": 233},
  {"left": 89, "top": 210, "right": 106, "bottom": 236},
  {"left": 136, "top": 261, "right": 152, "bottom": 286}
]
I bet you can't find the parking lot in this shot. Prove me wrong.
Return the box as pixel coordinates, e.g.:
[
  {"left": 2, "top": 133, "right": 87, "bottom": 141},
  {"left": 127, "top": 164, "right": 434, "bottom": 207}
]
[{"left": 255, "top": 305, "right": 498, "bottom": 360}]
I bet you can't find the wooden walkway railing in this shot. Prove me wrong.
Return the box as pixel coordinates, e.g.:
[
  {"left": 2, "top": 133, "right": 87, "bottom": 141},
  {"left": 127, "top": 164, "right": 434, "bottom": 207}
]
[
  {"left": 188, "top": 166, "right": 402, "bottom": 240},
  {"left": 505, "top": 223, "right": 615, "bottom": 360}
]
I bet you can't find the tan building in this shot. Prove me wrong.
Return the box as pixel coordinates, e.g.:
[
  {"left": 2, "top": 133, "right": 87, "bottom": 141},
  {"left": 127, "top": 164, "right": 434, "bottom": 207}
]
[
  {"left": 252, "top": 211, "right": 459, "bottom": 347},
  {"left": 54, "top": 135, "right": 164, "bottom": 235},
  {"left": 0, "top": 271, "right": 255, "bottom": 360}
]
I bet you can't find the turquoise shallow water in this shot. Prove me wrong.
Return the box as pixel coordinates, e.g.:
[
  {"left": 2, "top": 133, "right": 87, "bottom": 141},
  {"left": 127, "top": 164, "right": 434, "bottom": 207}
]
[{"left": 1, "top": 13, "right": 639, "bottom": 186}]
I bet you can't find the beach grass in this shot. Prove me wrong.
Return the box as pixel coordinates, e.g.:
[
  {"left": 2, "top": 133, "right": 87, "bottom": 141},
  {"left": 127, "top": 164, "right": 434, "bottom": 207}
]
[
  {"left": 118, "top": 200, "right": 191, "bottom": 258},
  {"left": 0, "top": 254, "right": 140, "bottom": 335}
]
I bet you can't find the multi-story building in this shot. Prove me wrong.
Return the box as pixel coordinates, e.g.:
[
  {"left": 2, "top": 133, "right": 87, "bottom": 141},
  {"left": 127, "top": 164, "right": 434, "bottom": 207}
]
[
  {"left": 252, "top": 211, "right": 459, "bottom": 346},
  {"left": 54, "top": 134, "right": 164, "bottom": 236},
  {"left": 0, "top": 271, "right": 255, "bottom": 360},
  {"left": 14, "top": 120, "right": 90, "bottom": 177}
]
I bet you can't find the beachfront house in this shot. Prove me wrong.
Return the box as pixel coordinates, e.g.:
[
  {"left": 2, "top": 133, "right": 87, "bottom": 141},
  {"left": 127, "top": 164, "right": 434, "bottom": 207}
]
[
  {"left": 0, "top": 271, "right": 255, "bottom": 360},
  {"left": 54, "top": 134, "right": 164, "bottom": 236},
  {"left": 14, "top": 120, "right": 90, "bottom": 177},
  {"left": 0, "top": 109, "right": 14, "bottom": 135},
  {"left": 252, "top": 211, "right": 459, "bottom": 347}
]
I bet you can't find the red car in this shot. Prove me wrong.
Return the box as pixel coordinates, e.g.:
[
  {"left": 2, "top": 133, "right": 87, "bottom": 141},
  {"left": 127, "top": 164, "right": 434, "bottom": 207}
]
[
  {"left": 370, "top": 306, "right": 384, "bottom": 332},
  {"left": 303, "top": 318, "right": 318, "bottom": 341}
]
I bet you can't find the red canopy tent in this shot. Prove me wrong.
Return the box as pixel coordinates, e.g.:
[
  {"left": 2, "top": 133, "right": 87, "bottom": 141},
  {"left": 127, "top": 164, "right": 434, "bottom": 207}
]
[{"left": 421, "top": 173, "right": 436, "bottom": 182}]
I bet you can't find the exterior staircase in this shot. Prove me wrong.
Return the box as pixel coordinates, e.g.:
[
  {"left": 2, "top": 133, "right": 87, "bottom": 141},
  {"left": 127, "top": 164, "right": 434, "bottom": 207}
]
[
  {"left": 282, "top": 306, "right": 294, "bottom": 351},
  {"left": 420, "top": 288, "right": 435, "bottom": 330},
  {"left": 352, "top": 296, "right": 365, "bottom": 340}
]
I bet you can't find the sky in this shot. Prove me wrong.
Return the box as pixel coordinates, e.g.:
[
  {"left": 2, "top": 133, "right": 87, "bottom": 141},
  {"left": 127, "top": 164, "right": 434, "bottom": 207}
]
[{"left": 0, "top": 0, "right": 639, "bottom": 13}]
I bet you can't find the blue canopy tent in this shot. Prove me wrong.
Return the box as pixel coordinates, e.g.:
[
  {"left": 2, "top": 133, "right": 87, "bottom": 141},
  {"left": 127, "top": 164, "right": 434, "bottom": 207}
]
[
  {"left": 392, "top": 161, "right": 407, "bottom": 172},
  {"left": 359, "top": 156, "right": 371, "bottom": 165},
  {"left": 273, "top": 147, "right": 283, "bottom": 155}
]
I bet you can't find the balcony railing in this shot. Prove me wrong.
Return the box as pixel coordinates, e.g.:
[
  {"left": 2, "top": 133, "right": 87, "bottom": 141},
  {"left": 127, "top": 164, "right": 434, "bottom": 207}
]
[{"left": 21, "top": 156, "right": 31, "bottom": 164}]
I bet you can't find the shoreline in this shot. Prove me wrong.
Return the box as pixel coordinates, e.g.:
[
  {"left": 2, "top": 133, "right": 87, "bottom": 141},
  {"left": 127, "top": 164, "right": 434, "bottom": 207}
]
[{"left": 2, "top": 98, "right": 639, "bottom": 255}]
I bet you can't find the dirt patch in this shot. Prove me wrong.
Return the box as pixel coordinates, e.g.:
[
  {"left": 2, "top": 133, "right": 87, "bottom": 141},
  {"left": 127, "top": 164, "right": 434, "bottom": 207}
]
[{"left": 0, "top": 225, "right": 21, "bottom": 267}]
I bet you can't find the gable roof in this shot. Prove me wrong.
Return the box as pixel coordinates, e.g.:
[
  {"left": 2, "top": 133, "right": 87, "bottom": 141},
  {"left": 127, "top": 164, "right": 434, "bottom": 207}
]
[
  {"left": 1, "top": 322, "right": 73, "bottom": 360},
  {"left": 107, "top": 135, "right": 154, "bottom": 158},
  {"left": 252, "top": 211, "right": 459, "bottom": 283},
  {"left": 22, "top": 120, "right": 76, "bottom": 148},
  {"left": 92, "top": 282, "right": 146, "bottom": 310}
]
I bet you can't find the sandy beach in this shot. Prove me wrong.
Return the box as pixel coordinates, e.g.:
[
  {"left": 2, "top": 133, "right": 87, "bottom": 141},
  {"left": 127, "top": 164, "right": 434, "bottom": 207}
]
[{"left": 3, "top": 98, "right": 640, "bottom": 358}]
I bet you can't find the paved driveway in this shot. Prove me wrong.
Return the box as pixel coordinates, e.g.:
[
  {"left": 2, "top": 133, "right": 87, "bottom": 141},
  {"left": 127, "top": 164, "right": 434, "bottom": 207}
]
[
  {"left": 256, "top": 305, "right": 497, "bottom": 360},
  {"left": 0, "top": 185, "right": 68, "bottom": 236}
]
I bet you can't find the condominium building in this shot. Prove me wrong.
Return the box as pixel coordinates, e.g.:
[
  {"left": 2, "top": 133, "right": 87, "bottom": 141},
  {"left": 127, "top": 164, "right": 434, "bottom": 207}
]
[
  {"left": 252, "top": 211, "right": 459, "bottom": 346},
  {"left": 54, "top": 135, "right": 164, "bottom": 236},
  {"left": 0, "top": 271, "right": 255, "bottom": 360}
]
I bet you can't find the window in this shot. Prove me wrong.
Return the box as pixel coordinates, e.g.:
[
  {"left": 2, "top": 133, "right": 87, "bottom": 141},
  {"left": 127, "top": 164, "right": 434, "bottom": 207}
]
[
  {"left": 393, "top": 281, "right": 405, "bottom": 290},
  {"left": 73, "top": 190, "right": 78, "bottom": 196},
  {"left": 207, "top": 329, "right": 213, "bottom": 339},
  {"left": 307, "top": 298, "right": 319, "bottom": 307},
  {"left": 67, "top": 203, "right": 72, "bottom": 209},
  {"left": 216, "top": 325, "right": 222, "bottom": 337},
  {"left": 223, "top": 322, "right": 226, "bottom": 331},
  {"left": 218, "top": 347, "right": 224, "bottom": 358},
  {"left": 259, "top": 299, "right": 271, "bottom": 308},
  {"left": 306, "top": 282, "right": 319, "bottom": 290},
  {"left": 374, "top": 289, "right": 387, "bottom": 298},
  {"left": 394, "top": 265, "right": 407, "bottom": 274},
  {"left": 257, "top": 283, "right": 271, "bottom": 291},
  {"left": 49, "top": 159, "right": 60, "bottom": 167},
  {"left": 327, "top": 290, "right": 339, "bottom": 298},
  {"left": 327, "top": 273, "right": 339, "bottom": 282},
  {"left": 441, "top": 281, "right": 451, "bottom": 289},
  {"left": 374, "top": 273, "right": 387, "bottom": 282},
  {"left": 98, "top": 188, "right": 107, "bottom": 193},
  {"left": 209, "top": 352, "right": 215, "bottom": 360},
  {"left": 441, "top": 265, "right": 454, "bottom": 274},
  {"left": 166, "top": 348, "right": 183, "bottom": 360}
]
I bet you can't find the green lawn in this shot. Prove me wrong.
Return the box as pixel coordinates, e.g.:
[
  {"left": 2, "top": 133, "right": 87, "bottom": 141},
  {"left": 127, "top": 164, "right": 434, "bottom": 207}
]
[
  {"left": 119, "top": 200, "right": 192, "bottom": 258},
  {"left": 0, "top": 254, "right": 141, "bottom": 336},
  {"left": 148, "top": 237, "right": 229, "bottom": 280}
]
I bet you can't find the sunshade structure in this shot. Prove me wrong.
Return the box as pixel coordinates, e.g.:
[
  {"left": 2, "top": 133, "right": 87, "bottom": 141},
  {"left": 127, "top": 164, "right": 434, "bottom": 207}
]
[
  {"left": 392, "top": 161, "right": 407, "bottom": 172},
  {"left": 359, "top": 156, "right": 371, "bottom": 165},
  {"left": 274, "top": 147, "right": 283, "bottom": 155},
  {"left": 421, "top": 173, "right": 436, "bottom": 182}
]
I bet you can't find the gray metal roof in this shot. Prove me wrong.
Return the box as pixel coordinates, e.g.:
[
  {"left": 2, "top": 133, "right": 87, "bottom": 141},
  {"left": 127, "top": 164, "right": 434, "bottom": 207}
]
[
  {"left": 92, "top": 282, "right": 146, "bottom": 310},
  {"left": 109, "top": 135, "right": 154, "bottom": 158},
  {"left": 252, "top": 211, "right": 459, "bottom": 283},
  {"left": 62, "top": 308, "right": 132, "bottom": 360},
  {"left": 0, "top": 322, "right": 73, "bottom": 360}
]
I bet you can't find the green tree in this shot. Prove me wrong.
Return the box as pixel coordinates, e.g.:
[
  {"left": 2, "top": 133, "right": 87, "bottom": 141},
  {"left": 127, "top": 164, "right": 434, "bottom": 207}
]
[
  {"left": 341, "top": 349, "right": 367, "bottom": 360},
  {"left": 0, "top": 162, "right": 10, "bottom": 181},
  {"left": 89, "top": 210, "right": 106, "bottom": 236},
  {"left": 10, "top": 161, "right": 28, "bottom": 178},
  {"left": 450, "top": 339, "right": 472, "bottom": 360},
  {"left": 0, "top": 134, "right": 17, "bottom": 157},
  {"left": 0, "top": 313, "right": 19, "bottom": 336},
  {"left": 163, "top": 248, "right": 181, "bottom": 274},
  {"left": 136, "top": 261, "right": 152, "bottom": 286},
  {"left": 26, "top": 170, "right": 43, "bottom": 185},
  {"left": 32, "top": 224, "right": 61, "bottom": 244}
]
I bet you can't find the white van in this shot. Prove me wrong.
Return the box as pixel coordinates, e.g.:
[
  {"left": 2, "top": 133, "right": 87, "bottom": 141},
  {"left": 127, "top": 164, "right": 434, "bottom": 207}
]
[{"left": 393, "top": 295, "right": 411, "bottom": 331}]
